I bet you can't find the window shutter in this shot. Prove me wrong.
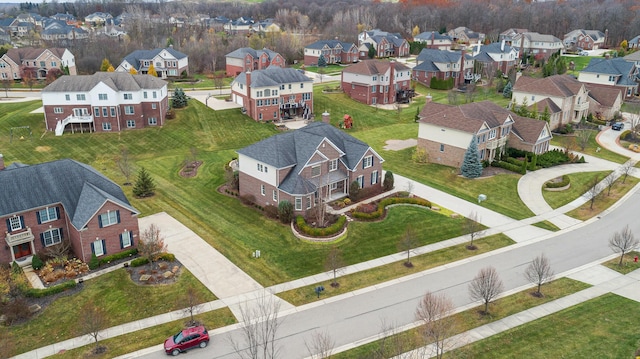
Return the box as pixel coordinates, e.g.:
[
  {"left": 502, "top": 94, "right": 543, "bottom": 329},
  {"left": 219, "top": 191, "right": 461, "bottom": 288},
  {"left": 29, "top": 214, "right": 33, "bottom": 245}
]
[
  {"left": 130, "top": 233, "right": 134, "bottom": 247},
  {"left": 362, "top": 159, "right": 365, "bottom": 169},
  {"left": 55, "top": 207, "right": 60, "bottom": 220},
  {"left": 90, "top": 242, "right": 95, "bottom": 255},
  {"left": 6, "top": 219, "right": 10, "bottom": 232},
  {"left": 59, "top": 228, "right": 64, "bottom": 240},
  {"left": 40, "top": 233, "right": 45, "bottom": 247},
  {"left": 102, "top": 239, "right": 107, "bottom": 255},
  {"left": 119, "top": 233, "right": 123, "bottom": 249},
  {"left": 36, "top": 211, "right": 41, "bottom": 224},
  {"left": 19, "top": 216, "right": 24, "bottom": 228},
  {"left": 98, "top": 215, "right": 103, "bottom": 228},
  {"left": 116, "top": 210, "right": 121, "bottom": 224}
]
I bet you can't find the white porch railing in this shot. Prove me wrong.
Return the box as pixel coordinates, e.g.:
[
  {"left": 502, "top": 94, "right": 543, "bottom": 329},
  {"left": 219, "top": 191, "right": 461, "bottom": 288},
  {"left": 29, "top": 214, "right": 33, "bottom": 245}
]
[
  {"left": 55, "top": 115, "right": 93, "bottom": 136},
  {"left": 5, "top": 227, "right": 34, "bottom": 246}
]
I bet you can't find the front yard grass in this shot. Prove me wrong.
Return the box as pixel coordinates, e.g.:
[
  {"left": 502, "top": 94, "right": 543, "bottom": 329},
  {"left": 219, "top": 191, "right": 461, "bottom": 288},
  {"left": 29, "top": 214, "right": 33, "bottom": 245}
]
[
  {"left": 54, "top": 308, "right": 236, "bottom": 359},
  {"left": 452, "top": 294, "right": 640, "bottom": 359},
  {"left": 566, "top": 176, "right": 640, "bottom": 220},
  {"left": 551, "top": 131, "right": 629, "bottom": 164},
  {"left": 531, "top": 220, "right": 561, "bottom": 231},
  {"left": 542, "top": 171, "right": 612, "bottom": 209},
  {"left": 277, "top": 233, "right": 514, "bottom": 306},
  {"left": 333, "top": 277, "right": 591, "bottom": 359},
  {"left": 603, "top": 251, "right": 640, "bottom": 274},
  {"left": 6, "top": 268, "right": 223, "bottom": 357}
]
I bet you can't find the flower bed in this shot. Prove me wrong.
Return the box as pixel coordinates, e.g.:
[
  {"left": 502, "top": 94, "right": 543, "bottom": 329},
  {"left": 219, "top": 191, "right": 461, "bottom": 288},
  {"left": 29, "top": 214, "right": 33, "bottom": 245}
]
[
  {"left": 295, "top": 215, "right": 347, "bottom": 237},
  {"left": 351, "top": 196, "right": 432, "bottom": 221}
]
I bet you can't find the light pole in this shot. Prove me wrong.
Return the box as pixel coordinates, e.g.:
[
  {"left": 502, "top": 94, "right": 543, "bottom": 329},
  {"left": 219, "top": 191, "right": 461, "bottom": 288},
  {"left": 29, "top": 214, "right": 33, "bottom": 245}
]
[{"left": 205, "top": 93, "right": 213, "bottom": 108}]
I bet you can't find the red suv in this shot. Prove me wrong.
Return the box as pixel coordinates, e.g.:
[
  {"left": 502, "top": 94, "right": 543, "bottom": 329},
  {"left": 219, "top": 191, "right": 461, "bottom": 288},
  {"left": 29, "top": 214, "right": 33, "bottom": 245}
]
[{"left": 164, "top": 325, "right": 210, "bottom": 356}]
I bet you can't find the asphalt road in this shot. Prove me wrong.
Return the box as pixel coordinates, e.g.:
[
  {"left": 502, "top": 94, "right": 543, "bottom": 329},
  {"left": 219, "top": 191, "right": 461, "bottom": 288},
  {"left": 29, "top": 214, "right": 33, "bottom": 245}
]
[{"left": 136, "top": 186, "right": 638, "bottom": 358}]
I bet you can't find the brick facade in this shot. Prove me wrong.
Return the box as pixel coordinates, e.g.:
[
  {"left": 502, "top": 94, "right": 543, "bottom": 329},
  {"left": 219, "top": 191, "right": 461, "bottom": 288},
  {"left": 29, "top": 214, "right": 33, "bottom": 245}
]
[{"left": 417, "top": 138, "right": 466, "bottom": 168}]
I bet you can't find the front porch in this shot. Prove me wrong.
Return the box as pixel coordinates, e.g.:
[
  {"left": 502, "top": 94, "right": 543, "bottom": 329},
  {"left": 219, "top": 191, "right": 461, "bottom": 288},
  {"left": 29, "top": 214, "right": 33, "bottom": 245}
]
[
  {"left": 5, "top": 227, "right": 36, "bottom": 267},
  {"left": 310, "top": 171, "right": 350, "bottom": 202}
]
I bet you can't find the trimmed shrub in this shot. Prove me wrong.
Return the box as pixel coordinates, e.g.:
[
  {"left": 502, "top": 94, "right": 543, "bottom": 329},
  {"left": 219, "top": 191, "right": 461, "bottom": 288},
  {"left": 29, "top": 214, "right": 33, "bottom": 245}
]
[
  {"left": 383, "top": 171, "right": 394, "bottom": 191},
  {"left": 31, "top": 255, "right": 44, "bottom": 270},
  {"left": 264, "top": 205, "right": 279, "bottom": 219},
  {"left": 295, "top": 215, "right": 347, "bottom": 237},
  {"left": 357, "top": 185, "right": 384, "bottom": 201},
  {"left": 343, "top": 198, "right": 352, "bottom": 206},
  {"left": 537, "top": 149, "right": 570, "bottom": 168},
  {"left": 240, "top": 194, "right": 256, "bottom": 206},
  {"left": 493, "top": 161, "right": 526, "bottom": 174},
  {"left": 545, "top": 175, "right": 570, "bottom": 188},
  {"left": 12, "top": 261, "right": 22, "bottom": 274},
  {"left": 88, "top": 253, "right": 100, "bottom": 270},
  {"left": 158, "top": 253, "right": 176, "bottom": 262},
  {"left": 349, "top": 181, "right": 361, "bottom": 201},
  {"left": 351, "top": 197, "right": 432, "bottom": 220},
  {"left": 130, "top": 257, "right": 150, "bottom": 267},
  {"left": 24, "top": 280, "right": 77, "bottom": 298},
  {"left": 620, "top": 130, "right": 632, "bottom": 141},
  {"left": 99, "top": 248, "right": 138, "bottom": 266},
  {"left": 278, "top": 200, "right": 294, "bottom": 224}
]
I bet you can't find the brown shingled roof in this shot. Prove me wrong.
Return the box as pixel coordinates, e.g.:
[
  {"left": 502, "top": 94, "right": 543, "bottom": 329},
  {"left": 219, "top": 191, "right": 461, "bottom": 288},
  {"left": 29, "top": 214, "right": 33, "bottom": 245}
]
[
  {"left": 419, "top": 100, "right": 511, "bottom": 134},
  {"left": 514, "top": 74, "right": 585, "bottom": 98},
  {"left": 343, "top": 59, "right": 410, "bottom": 76},
  {"left": 528, "top": 98, "right": 561, "bottom": 114},
  {"left": 5, "top": 47, "right": 68, "bottom": 65},
  {"left": 584, "top": 83, "right": 622, "bottom": 107},
  {"left": 511, "top": 115, "right": 549, "bottom": 144}
]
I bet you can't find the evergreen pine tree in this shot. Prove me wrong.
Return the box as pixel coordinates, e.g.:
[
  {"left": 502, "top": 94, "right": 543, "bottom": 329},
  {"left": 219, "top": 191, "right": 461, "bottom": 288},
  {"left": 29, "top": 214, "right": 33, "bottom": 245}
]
[
  {"left": 172, "top": 87, "right": 188, "bottom": 108},
  {"left": 461, "top": 137, "right": 483, "bottom": 179},
  {"left": 133, "top": 167, "right": 156, "bottom": 198},
  {"left": 502, "top": 81, "right": 512, "bottom": 98},
  {"left": 317, "top": 54, "right": 327, "bottom": 67}
]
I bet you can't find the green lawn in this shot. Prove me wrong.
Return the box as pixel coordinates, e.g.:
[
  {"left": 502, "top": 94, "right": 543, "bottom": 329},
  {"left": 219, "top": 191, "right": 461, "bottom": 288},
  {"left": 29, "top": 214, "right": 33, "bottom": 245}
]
[
  {"left": 566, "top": 176, "right": 640, "bottom": 220},
  {"left": 603, "top": 251, "right": 640, "bottom": 274},
  {"left": 542, "top": 171, "right": 612, "bottom": 209},
  {"left": 169, "top": 73, "right": 233, "bottom": 90},
  {"left": 531, "top": 220, "right": 561, "bottom": 231},
  {"left": 562, "top": 55, "right": 594, "bottom": 77},
  {"left": 334, "top": 277, "right": 591, "bottom": 359},
  {"left": 6, "top": 268, "right": 224, "bottom": 357},
  {"left": 278, "top": 233, "right": 514, "bottom": 306},
  {"left": 453, "top": 294, "right": 640, "bottom": 359},
  {"left": 551, "top": 131, "right": 629, "bottom": 164}
]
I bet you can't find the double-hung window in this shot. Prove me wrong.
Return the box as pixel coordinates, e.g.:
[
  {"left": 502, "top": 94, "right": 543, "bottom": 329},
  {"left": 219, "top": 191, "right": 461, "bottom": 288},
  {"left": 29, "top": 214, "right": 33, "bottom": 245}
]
[
  {"left": 8, "top": 216, "right": 23, "bottom": 231},
  {"left": 125, "top": 106, "right": 134, "bottom": 115},
  {"left": 38, "top": 207, "right": 58, "bottom": 223},
  {"left": 98, "top": 93, "right": 108, "bottom": 100},
  {"left": 356, "top": 175, "right": 364, "bottom": 189},
  {"left": 42, "top": 228, "right": 62, "bottom": 246},
  {"left": 363, "top": 155, "right": 373, "bottom": 168},
  {"left": 295, "top": 197, "right": 302, "bottom": 211},
  {"left": 99, "top": 210, "right": 119, "bottom": 227},
  {"left": 311, "top": 165, "right": 321, "bottom": 177},
  {"left": 121, "top": 231, "right": 132, "bottom": 248},
  {"left": 92, "top": 239, "right": 105, "bottom": 256},
  {"left": 123, "top": 93, "right": 132, "bottom": 100},
  {"left": 371, "top": 170, "right": 378, "bottom": 185},
  {"left": 329, "top": 159, "right": 338, "bottom": 172}
]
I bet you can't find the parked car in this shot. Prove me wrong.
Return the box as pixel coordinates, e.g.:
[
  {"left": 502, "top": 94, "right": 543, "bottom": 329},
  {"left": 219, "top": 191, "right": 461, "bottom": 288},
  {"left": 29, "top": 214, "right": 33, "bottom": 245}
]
[
  {"left": 612, "top": 122, "right": 624, "bottom": 131},
  {"left": 579, "top": 51, "right": 589, "bottom": 56},
  {"left": 164, "top": 325, "right": 210, "bottom": 356}
]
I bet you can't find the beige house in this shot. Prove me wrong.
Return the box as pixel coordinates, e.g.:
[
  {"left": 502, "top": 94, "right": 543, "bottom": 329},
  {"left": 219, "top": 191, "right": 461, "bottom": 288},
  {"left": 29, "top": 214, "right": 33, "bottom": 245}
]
[
  {"left": 417, "top": 101, "right": 551, "bottom": 168},
  {"left": 512, "top": 75, "right": 589, "bottom": 130},
  {"left": 585, "top": 84, "right": 623, "bottom": 121},
  {"left": 0, "top": 47, "right": 77, "bottom": 81}
]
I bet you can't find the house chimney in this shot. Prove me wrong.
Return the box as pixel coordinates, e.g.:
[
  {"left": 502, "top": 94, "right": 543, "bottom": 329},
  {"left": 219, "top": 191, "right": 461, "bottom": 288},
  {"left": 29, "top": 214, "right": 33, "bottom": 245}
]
[
  {"left": 322, "top": 111, "right": 330, "bottom": 124},
  {"left": 459, "top": 49, "right": 465, "bottom": 88},
  {"left": 389, "top": 60, "right": 396, "bottom": 104},
  {"left": 0, "top": 154, "right": 4, "bottom": 171},
  {"left": 431, "top": 31, "right": 435, "bottom": 48},
  {"left": 501, "top": 39, "right": 505, "bottom": 52},
  {"left": 474, "top": 42, "right": 481, "bottom": 57}
]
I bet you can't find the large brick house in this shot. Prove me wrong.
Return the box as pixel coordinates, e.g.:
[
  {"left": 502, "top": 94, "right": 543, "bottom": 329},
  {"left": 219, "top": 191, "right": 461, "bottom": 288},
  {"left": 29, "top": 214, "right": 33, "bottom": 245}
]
[
  {"left": 303, "top": 40, "right": 358, "bottom": 66},
  {"left": 577, "top": 57, "right": 639, "bottom": 99},
  {"left": 225, "top": 47, "right": 286, "bottom": 76},
  {"left": 341, "top": 60, "right": 412, "bottom": 105},
  {"left": 0, "top": 47, "right": 77, "bottom": 81},
  {"left": 237, "top": 121, "right": 384, "bottom": 213},
  {"left": 231, "top": 66, "right": 314, "bottom": 122},
  {"left": 563, "top": 29, "right": 607, "bottom": 50},
  {"left": 413, "top": 31, "right": 453, "bottom": 50},
  {"left": 417, "top": 101, "right": 552, "bottom": 168},
  {"left": 116, "top": 47, "right": 189, "bottom": 79},
  {"left": 358, "top": 29, "right": 409, "bottom": 59},
  {"left": 447, "top": 27, "right": 485, "bottom": 49},
  {"left": 0, "top": 156, "right": 139, "bottom": 266},
  {"left": 472, "top": 41, "right": 519, "bottom": 76},
  {"left": 511, "top": 32, "right": 563, "bottom": 60},
  {"left": 42, "top": 72, "right": 169, "bottom": 136},
  {"left": 413, "top": 48, "right": 474, "bottom": 88},
  {"left": 512, "top": 74, "right": 590, "bottom": 130}
]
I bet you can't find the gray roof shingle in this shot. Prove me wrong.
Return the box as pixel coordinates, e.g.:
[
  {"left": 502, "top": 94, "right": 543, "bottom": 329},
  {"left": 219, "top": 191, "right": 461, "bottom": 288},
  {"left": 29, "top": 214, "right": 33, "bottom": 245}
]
[
  {"left": 233, "top": 66, "right": 312, "bottom": 88},
  {"left": 42, "top": 72, "right": 167, "bottom": 93},
  {"left": 0, "top": 159, "right": 138, "bottom": 229},
  {"left": 122, "top": 48, "right": 187, "bottom": 71}
]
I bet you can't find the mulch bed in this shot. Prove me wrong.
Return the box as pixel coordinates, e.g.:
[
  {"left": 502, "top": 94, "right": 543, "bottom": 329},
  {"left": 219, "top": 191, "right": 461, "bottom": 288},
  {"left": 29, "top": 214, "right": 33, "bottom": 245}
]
[{"left": 179, "top": 161, "right": 203, "bottom": 178}]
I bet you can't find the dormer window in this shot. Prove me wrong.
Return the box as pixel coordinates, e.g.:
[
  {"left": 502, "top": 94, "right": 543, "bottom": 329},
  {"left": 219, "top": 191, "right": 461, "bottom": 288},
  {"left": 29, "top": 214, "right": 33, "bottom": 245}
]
[{"left": 311, "top": 165, "right": 321, "bottom": 177}]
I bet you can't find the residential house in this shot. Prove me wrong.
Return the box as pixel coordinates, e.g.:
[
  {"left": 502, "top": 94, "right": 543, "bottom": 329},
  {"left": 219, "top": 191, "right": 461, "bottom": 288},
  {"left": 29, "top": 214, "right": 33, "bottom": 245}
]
[
  {"left": 168, "top": 14, "right": 188, "bottom": 28},
  {"left": 208, "top": 16, "right": 230, "bottom": 31},
  {"left": 341, "top": 59, "right": 412, "bottom": 105},
  {"left": 15, "top": 21, "right": 34, "bottom": 37},
  {"left": 512, "top": 74, "right": 590, "bottom": 130},
  {"left": 231, "top": 66, "right": 313, "bottom": 122},
  {"left": 564, "top": 29, "right": 607, "bottom": 50},
  {"left": 358, "top": 29, "right": 410, "bottom": 59},
  {"left": 0, "top": 47, "right": 77, "bottom": 81},
  {"left": 413, "top": 48, "right": 474, "bottom": 88},
  {"left": 223, "top": 16, "right": 255, "bottom": 34},
  {"left": 417, "top": 100, "right": 552, "bottom": 168},
  {"left": 40, "top": 19, "right": 89, "bottom": 42},
  {"left": 250, "top": 18, "right": 280, "bottom": 33},
  {"left": 84, "top": 12, "right": 114, "bottom": 26},
  {"left": 511, "top": 32, "right": 563, "bottom": 60},
  {"left": 116, "top": 47, "right": 189, "bottom": 78},
  {"left": 413, "top": 31, "right": 453, "bottom": 50},
  {"left": 499, "top": 28, "right": 528, "bottom": 45},
  {"left": 622, "top": 51, "right": 640, "bottom": 68},
  {"left": 584, "top": 84, "right": 623, "bottom": 121},
  {"left": 0, "top": 156, "right": 139, "bottom": 266},
  {"left": 0, "top": 28, "right": 9, "bottom": 45},
  {"left": 237, "top": 121, "right": 384, "bottom": 213},
  {"left": 303, "top": 40, "right": 358, "bottom": 66},
  {"left": 0, "top": 18, "right": 18, "bottom": 37},
  {"left": 577, "top": 57, "right": 639, "bottom": 99},
  {"left": 225, "top": 47, "right": 286, "bottom": 76},
  {"left": 51, "top": 13, "right": 79, "bottom": 25},
  {"left": 447, "top": 27, "right": 485, "bottom": 49},
  {"left": 628, "top": 35, "right": 640, "bottom": 50},
  {"left": 41, "top": 72, "right": 168, "bottom": 135},
  {"left": 472, "top": 41, "right": 519, "bottom": 75},
  {"left": 16, "top": 13, "right": 44, "bottom": 27}
]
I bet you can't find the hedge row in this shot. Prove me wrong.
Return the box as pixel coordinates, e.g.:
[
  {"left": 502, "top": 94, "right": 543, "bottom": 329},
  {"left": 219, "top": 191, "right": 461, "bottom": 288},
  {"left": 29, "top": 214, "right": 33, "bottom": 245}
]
[
  {"left": 545, "top": 175, "right": 570, "bottom": 188},
  {"left": 620, "top": 130, "right": 632, "bottom": 141},
  {"left": 129, "top": 253, "right": 176, "bottom": 267},
  {"left": 351, "top": 197, "right": 432, "bottom": 220},
  {"left": 295, "top": 215, "right": 347, "bottom": 237},
  {"left": 492, "top": 160, "right": 526, "bottom": 175},
  {"left": 24, "top": 280, "right": 77, "bottom": 298},
  {"left": 99, "top": 248, "right": 138, "bottom": 266}
]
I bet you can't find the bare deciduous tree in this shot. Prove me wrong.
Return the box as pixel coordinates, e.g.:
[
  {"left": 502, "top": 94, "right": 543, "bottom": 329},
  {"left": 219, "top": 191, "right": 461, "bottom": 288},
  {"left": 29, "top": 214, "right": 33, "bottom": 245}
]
[
  {"left": 181, "top": 286, "right": 204, "bottom": 326},
  {"left": 609, "top": 225, "right": 639, "bottom": 266},
  {"left": 1, "top": 78, "right": 13, "bottom": 98},
  {"left": 524, "top": 253, "right": 554, "bottom": 297},
  {"left": 468, "top": 266, "right": 504, "bottom": 314},
  {"left": 603, "top": 173, "right": 617, "bottom": 196},
  {"left": 415, "top": 291, "right": 457, "bottom": 359},
  {"left": 586, "top": 175, "right": 602, "bottom": 210},
  {"left": 576, "top": 130, "right": 591, "bottom": 151},
  {"left": 138, "top": 224, "right": 168, "bottom": 268},
  {"left": 79, "top": 301, "right": 108, "bottom": 354},
  {"left": 398, "top": 225, "right": 418, "bottom": 267},
  {"left": 229, "top": 292, "right": 283, "bottom": 359},
  {"left": 620, "top": 161, "right": 634, "bottom": 184},
  {"left": 304, "top": 330, "right": 335, "bottom": 359},
  {"left": 116, "top": 147, "right": 133, "bottom": 185},
  {"left": 42, "top": 238, "right": 72, "bottom": 261},
  {"left": 374, "top": 318, "right": 411, "bottom": 359},
  {"left": 325, "top": 247, "right": 345, "bottom": 288},
  {"left": 464, "top": 212, "right": 486, "bottom": 250}
]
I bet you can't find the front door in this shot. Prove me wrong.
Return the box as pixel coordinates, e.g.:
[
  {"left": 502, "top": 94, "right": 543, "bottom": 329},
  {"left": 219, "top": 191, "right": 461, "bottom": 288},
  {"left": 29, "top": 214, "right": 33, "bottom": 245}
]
[{"left": 13, "top": 242, "right": 32, "bottom": 259}]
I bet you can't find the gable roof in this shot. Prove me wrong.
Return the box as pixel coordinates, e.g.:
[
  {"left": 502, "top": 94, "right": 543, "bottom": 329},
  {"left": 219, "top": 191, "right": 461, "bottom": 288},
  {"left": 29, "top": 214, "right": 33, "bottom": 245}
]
[
  {"left": 623, "top": 51, "right": 640, "bottom": 62},
  {"left": 581, "top": 58, "right": 638, "bottom": 85},
  {"left": 226, "top": 47, "right": 280, "bottom": 60},
  {"left": 519, "top": 32, "right": 561, "bottom": 43},
  {"left": 237, "top": 122, "right": 382, "bottom": 195},
  {"left": 233, "top": 66, "right": 312, "bottom": 87},
  {"left": 414, "top": 31, "right": 452, "bottom": 42},
  {"left": 629, "top": 35, "right": 640, "bottom": 45},
  {"left": 305, "top": 39, "right": 355, "bottom": 51},
  {"left": 584, "top": 83, "right": 622, "bottom": 107},
  {"left": 510, "top": 115, "right": 550, "bottom": 144},
  {"left": 342, "top": 59, "right": 410, "bottom": 76},
  {"left": 4, "top": 47, "right": 68, "bottom": 64},
  {"left": 514, "top": 74, "right": 585, "bottom": 98},
  {"left": 42, "top": 72, "right": 167, "bottom": 92},
  {"left": 417, "top": 48, "right": 466, "bottom": 64},
  {"left": 419, "top": 100, "right": 511, "bottom": 133},
  {"left": 477, "top": 42, "right": 517, "bottom": 55},
  {"left": 122, "top": 47, "right": 187, "bottom": 70},
  {"left": 530, "top": 98, "right": 562, "bottom": 114},
  {"left": 0, "top": 159, "right": 137, "bottom": 229}
]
